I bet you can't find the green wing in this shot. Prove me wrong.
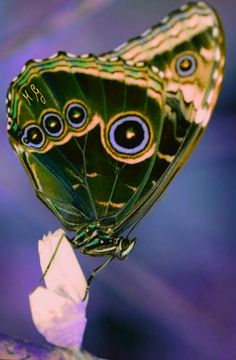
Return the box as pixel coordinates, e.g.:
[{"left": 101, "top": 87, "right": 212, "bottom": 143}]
[
  {"left": 102, "top": 1, "right": 225, "bottom": 233},
  {"left": 6, "top": 2, "right": 225, "bottom": 236},
  {"left": 7, "top": 53, "right": 166, "bottom": 231}
]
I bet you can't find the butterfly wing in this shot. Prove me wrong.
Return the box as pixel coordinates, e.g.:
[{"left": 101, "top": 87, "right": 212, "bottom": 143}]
[
  {"left": 7, "top": 53, "right": 166, "bottom": 231},
  {"left": 6, "top": 2, "right": 225, "bottom": 237},
  {"left": 104, "top": 2, "right": 225, "bottom": 123},
  {"left": 102, "top": 1, "right": 225, "bottom": 233}
]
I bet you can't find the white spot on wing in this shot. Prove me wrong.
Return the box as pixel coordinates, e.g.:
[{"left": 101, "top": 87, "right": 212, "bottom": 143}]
[
  {"left": 151, "top": 65, "right": 165, "bottom": 79},
  {"left": 161, "top": 16, "right": 169, "bottom": 24},
  {"left": 195, "top": 108, "right": 208, "bottom": 125},
  {"left": 180, "top": 4, "right": 188, "bottom": 11},
  {"left": 215, "top": 47, "right": 221, "bottom": 62},
  {"left": 136, "top": 61, "right": 145, "bottom": 67},
  {"left": 197, "top": 2, "right": 208, "bottom": 8},
  {"left": 66, "top": 52, "right": 76, "bottom": 58},
  {"left": 7, "top": 117, "right": 13, "bottom": 130},
  {"left": 20, "top": 65, "right": 26, "bottom": 73},
  {"left": 110, "top": 56, "right": 119, "bottom": 62},
  {"left": 114, "top": 42, "right": 128, "bottom": 52},
  {"left": 81, "top": 54, "right": 90, "bottom": 58},
  {"left": 212, "top": 27, "right": 219, "bottom": 38},
  {"left": 207, "top": 90, "right": 215, "bottom": 106},
  {"left": 126, "top": 60, "right": 134, "bottom": 66},
  {"left": 141, "top": 28, "right": 152, "bottom": 37},
  {"left": 98, "top": 56, "right": 106, "bottom": 62},
  {"left": 49, "top": 53, "right": 58, "bottom": 59},
  {"left": 151, "top": 65, "right": 159, "bottom": 74},
  {"left": 212, "top": 70, "right": 219, "bottom": 80}
]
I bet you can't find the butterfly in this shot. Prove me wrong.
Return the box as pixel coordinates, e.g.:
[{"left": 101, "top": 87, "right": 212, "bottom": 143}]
[{"left": 6, "top": 2, "right": 225, "bottom": 267}]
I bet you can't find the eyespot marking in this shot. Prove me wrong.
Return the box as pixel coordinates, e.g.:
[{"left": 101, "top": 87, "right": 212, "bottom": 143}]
[
  {"left": 21, "top": 124, "right": 45, "bottom": 149},
  {"left": 42, "top": 113, "right": 64, "bottom": 137},
  {"left": 176, "top": 54, "right": 197, "bottom": 77},
  {"left": 108, "top": 115, "right": 150, "bottom": 155},
  {"left": 65, "top": 102, "right": 88, "bottom": 129}
]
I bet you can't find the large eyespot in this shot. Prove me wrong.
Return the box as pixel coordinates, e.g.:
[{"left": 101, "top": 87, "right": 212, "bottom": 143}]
[
  {"left": 66, "top": 102, "right": 87, "bottom": 128},
  {"left": 108, "top": 115, "right": 150, "bottom": 155},
  {"left": 42, "top": 112, "right": 64, "bottom": 137},
  {"left": 21, "top": 124, "right": 45, "bottom": 149},
  {"left": 176, "top": 54, "right": 197, "bottom": 77}
]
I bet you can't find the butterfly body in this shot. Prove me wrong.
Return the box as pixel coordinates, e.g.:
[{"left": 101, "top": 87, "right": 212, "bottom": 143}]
[
  {"left": 73, "top": 224, "right": 135, "bottom": 258},
  {"left": 6, "top": 2, "right": 225, "bottom": 259}
]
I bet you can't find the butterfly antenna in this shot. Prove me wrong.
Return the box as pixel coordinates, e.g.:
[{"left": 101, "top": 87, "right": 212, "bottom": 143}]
[
  {"left": 126, "top": 216, "right": 144, "bottom": 238},
  {"left": 40, "top": 233, "right": 64, "bottom": 281},
  {"left": 86, "top": 255, "right": 115, "bottom": 289},
  {"left": 126, "top": 223, "right": 137, "bottom": 238},
  {"left": 126, "top": 200, "right": 156, "bottom": 238}
]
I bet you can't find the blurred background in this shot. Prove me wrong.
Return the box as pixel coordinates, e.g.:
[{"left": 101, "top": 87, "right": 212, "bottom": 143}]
[{"left": 0, "top": 1, "right": 235, "bottom": 359}]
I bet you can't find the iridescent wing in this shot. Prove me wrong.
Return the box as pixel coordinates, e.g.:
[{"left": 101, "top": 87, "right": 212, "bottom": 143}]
[
  {"left": 6, "top": 2, "right": 225, "bottom": 239},
  {"left": 102, "top": 1, "right": 225, "bottom": 232},
  {"left": 7, "top": 53, "right": 166, "bottom": 232}
]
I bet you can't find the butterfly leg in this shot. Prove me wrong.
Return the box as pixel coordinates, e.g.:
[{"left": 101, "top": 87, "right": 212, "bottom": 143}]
[
  {"left": 86, "top": 255, "right": 115, "bottom": 290},
  {"left": 40, "top": 232, "right": 64, "bottom": 281}
]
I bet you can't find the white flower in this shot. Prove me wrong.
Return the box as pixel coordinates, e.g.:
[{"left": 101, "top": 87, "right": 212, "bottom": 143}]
[{"left": 29, "top": 229, "right": 88, "bottom": 350}]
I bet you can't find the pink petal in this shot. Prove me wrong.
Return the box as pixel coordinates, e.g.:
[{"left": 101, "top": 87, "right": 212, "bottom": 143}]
[
  {"left": 29, "top": 286, "right": 87, "bottom": 349},
  {"left": 38, "top": 229, "right": 87, "bottom": 302}
]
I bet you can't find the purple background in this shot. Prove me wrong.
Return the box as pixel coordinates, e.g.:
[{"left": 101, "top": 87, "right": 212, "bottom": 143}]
[{"left": 0, "top": 1, "right": 235, "bottom": 359}]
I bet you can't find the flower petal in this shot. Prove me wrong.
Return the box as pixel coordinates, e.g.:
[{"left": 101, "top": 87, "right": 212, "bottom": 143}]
[
  {"left": 29, "top": 286, "right": 87, "bottom": 349},
  {"left": 38, "top": 229, "right": 87, "bottom": 302}
]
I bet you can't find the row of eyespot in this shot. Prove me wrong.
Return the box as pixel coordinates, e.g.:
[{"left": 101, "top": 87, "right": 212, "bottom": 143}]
[
  {"left": 22, "top": 102, "right": 88, "bottom": 148},
  {"left": 20, "top": 54, "right": 197, "bottom": 152},
  {"left": 21, "top": 103, "right": 151, "bottom": 156},
  {"left": 21, "top": 53, "right": 197, "bottom": 149}
]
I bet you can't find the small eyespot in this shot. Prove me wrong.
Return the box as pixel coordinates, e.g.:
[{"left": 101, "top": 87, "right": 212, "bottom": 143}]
[
  {"left": 21, "top": 125, "right": 45, "bottom": 149},
  {"left": 108, "top": 115, "right": 150, "bottom": 155},
  {"left": 66, "top": 103, "right": 87, "bottom": 128},
  {"left": 176, "top": 54, "right": 197, "bottom": 77},
  {"left": 42, "top": 113, "right": 64, "bottom": 137}
]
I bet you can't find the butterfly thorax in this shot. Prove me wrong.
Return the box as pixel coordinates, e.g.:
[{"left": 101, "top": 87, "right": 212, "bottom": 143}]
[{"left": 72, "top": 224, "right": 136, "bottom": 259}]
